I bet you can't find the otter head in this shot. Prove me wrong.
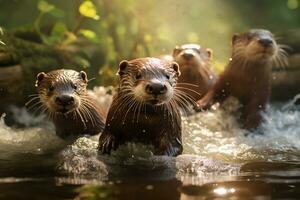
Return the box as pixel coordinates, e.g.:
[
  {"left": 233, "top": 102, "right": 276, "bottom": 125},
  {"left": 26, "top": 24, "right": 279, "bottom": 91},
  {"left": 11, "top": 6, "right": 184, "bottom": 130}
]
[
  {"left": 118, "top": 57, "right": 180, "bottom": 106},
  {"left": 35, "top": 69, "right": 88, "bottom": 114},
  {"left": 172, "top": 44, "right": 212, "bottom": 67},
  {"left": 231, "top": 29, "right": 278, "bottom": 61}
]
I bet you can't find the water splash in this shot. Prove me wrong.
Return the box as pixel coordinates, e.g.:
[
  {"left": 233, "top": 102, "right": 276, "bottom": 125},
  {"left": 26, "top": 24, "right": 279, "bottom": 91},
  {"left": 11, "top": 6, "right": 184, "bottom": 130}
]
[
  {"left": 0, "top": 87, "right": 299, "bottom": 181},
  {"left": 0, "top": 114, "right": 64, "bottom": 156},
  {"left": 182, "top": 97, "right": 300, "bottom": 162}
]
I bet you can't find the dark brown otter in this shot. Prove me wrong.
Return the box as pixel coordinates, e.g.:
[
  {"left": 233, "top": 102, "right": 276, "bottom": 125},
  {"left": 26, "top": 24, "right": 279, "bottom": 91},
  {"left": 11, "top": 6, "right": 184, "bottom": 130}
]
[
  {"left": 27, "top": 69, "right": 106, "bottom": 138},
  {"left": 173, "top": 44, "right": 217, "bottom": 101},
  {"left": 196, "top": 29, "right": 288, "bottom": 130},
  {"left": 98, "top": 57, "right": 184, "bottom": 156}
]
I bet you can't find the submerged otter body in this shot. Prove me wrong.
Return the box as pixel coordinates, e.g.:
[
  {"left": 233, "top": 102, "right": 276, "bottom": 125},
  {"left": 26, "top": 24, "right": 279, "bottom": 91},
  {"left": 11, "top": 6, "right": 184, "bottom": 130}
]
[
  {"left": 173, "top": 44, "right": 217, "bottom": 101},
  {"left": 196, "top": 29, "right": 288, "bottom": 130},
  {"left": 98, "top": 58, "right": 183, "bottom": 156},
  {"left": 30, "top": 69, "right": 106, "bottom": 138}
]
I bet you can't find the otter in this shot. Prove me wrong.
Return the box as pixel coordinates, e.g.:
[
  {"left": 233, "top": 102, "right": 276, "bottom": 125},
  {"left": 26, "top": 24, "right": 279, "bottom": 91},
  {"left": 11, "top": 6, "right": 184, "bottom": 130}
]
[
  {"left": 98, "top": 57, "right": 184, "bottom": 156},
  {"left": 27, "top": 69, "right": 106, "bottom": 138},
  {"left": 173, "top": 44, "right": 217, "bottom": 101},
  {"left": 196, "top": 29, "right": 288, "bottom": 130}
]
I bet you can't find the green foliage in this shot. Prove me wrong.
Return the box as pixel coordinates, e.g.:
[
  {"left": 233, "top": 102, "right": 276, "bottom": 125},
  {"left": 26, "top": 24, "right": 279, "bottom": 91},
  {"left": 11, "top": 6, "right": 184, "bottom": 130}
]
[
  {"left": 0, "top": 0, "right": 299, "bottom": 85},
  {"left": 287, "top": 0, "right": 299, "bottom": 9},
  {"left": 37, "top": 0, "right": 64, "bottom": 18}
]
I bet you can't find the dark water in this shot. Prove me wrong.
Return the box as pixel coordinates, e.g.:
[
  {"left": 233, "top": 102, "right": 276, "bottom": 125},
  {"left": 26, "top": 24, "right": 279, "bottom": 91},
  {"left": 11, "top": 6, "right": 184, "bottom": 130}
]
[{"left": 0, "top": 89, "right": 300, "bottom": 200}]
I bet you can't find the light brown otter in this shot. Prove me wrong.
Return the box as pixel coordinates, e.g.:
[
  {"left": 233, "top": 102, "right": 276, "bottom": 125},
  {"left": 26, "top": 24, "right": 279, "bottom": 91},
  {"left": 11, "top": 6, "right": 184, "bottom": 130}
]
[
  {"left": 98, "top": 57, "right": 184, "bottom": 156},
  {"left": 196, "top": 29, "right": 288, "bottom": 130},
  {"left": 173, "top": 44, "right": 217, "bottom": 101},
  {"left": 27, "top": 69, "right": 106, "bottom": 138}
]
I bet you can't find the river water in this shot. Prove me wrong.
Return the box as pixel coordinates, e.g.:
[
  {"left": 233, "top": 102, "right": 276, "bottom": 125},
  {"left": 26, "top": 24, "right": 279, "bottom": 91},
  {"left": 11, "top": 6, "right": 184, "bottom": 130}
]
[{"left": 0, "top": 87, "right": 299, "bottom": 200}]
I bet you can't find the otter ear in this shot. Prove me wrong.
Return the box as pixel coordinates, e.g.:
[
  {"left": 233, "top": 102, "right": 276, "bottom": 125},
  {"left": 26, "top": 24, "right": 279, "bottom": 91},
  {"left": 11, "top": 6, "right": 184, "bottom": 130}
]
[
  {"left": 206, "top": 48, "right": 213, "bottom": 60},
  {"left": 118, "top": 60, "right": 129, "bottom": 76},
  {"left": 35, "top": 72, "right": 46, "bottom": 87},
  {"left": 232, "top": 33, "right": 239, "bottom": 45},
  {"left": 172, "top": 62, "right": 181, "bottom": 77},
  {"left": 172, "top": 46, "right": 181, "bottom": 57},
  {"left": 79, "top": 71, "right": 88, "bottom": 83}
]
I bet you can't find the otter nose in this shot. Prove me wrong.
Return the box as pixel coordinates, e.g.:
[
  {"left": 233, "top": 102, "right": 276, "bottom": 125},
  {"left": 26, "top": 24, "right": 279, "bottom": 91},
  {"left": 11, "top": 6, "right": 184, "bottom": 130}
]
[
  {"left": 258, "top": 38, "right": 273, "bottom": 47},
  {"left": 182, "top": 52, "right": 194, "bottom": 59},
  {"left": 145, "top": 83, "right": 167, "bottom": 95},
  {"left": 55, "top": 95, "right": 74, "bottom": 106}
]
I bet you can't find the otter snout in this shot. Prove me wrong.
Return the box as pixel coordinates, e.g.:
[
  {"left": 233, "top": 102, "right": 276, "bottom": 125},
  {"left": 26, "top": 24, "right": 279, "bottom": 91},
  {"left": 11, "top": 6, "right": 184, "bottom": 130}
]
[
  {"left": 182, "top": 52, "right": 195, "bottom": 60},
  {"left": 55, "top": 95, "right": 75, "bottom": 107},
  {"left": 258, "top": 38, "right": 273, "bottom": 47},
  {"left": 145, "top": 82, "right": 167, "bottom": 95}
]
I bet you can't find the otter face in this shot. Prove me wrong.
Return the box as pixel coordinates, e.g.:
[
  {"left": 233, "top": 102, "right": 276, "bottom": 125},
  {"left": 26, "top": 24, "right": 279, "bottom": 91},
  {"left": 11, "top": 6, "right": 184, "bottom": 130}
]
[
  {"left": 173, "top": 44, "right": 212, "bottom": 67},
  {"left": 35, "top": 69, "right": 88, "bottom": 114},
  {"left": 118, "top": 58, "right": 180, "bottom": 106},
  {"left": 232, "top": 29, "right": 277, "bottom": 61}
]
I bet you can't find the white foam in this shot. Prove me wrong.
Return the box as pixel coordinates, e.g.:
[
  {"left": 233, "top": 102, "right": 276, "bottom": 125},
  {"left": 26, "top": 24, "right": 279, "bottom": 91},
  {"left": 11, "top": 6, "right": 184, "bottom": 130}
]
[
  {"left": 0, "top": 87, "right": 300, "bottom": 181},
  {"left": 182, "top": 97, "right": 300, "bottom": 162},
  {"left": 0, "top": 113, "right": 64, "bottom": 158}
]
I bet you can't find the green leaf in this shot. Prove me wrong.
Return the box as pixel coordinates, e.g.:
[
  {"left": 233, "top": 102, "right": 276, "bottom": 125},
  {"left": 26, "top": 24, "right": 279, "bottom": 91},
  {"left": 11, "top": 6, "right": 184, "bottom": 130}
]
[
  {"left": 79, "top": 1, "right": 100, "bottom": 20},
  {"left": 74, "top": 56, "right": 90, "bottom": 68},
  {"left": 63, "top": 32, "right": 78, "bottom": 45},
  {"left": 41, "top": 22, "right": 68, "bottom": 45},
  {"left": 47, "top": 22, "right": 67, "bottom": 44},
  {"left": 79, "top": 29, "right": 96, "bottom": 40},
  {"left": 49, "top": 7, "right": 65, "bottom": 18},
  {"left": 38, "top": 0, "right": 55, "bottom": 13},
  {"left": 52, "top": 22, "right": 67, "bottom": 36}
]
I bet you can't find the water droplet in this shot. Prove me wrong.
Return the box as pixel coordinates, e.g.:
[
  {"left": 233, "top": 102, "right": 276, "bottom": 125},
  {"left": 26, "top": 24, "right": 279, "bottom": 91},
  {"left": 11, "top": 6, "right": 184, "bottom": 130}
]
[
  {"left": 142, "top": 129, "right": 146, "bottom": 133},
  {"left": 146, "top": 185, "right": 154, "bottom": 190},
  {"left": 108, "top": 181, "right": 114, "bottom": 185}
]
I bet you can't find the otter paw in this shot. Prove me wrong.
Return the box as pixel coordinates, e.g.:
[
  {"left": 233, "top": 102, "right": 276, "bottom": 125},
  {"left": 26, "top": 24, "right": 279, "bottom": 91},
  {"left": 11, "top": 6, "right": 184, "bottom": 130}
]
[{"left": 98, "top": 134, "right": 117, "bottom": 154}]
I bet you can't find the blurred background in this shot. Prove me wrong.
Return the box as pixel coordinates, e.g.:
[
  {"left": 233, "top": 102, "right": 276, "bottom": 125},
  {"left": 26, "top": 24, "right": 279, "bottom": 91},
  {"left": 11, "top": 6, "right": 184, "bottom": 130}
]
[{"left": 0, "top": 0, "right": 300, "bottom": 112}]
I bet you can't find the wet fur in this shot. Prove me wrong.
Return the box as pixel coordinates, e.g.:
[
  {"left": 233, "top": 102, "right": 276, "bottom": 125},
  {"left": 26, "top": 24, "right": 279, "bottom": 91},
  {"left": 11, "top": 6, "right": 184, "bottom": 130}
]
[
  {"left": 27, "top": 69, "right": 106, "bottom": 138},
  {"left": 98, "top": 58, "right": 187, "bottom": 156},
  {"left": 196, "top": 29, "right": 288, "bottom": 130},
  {"left": 173, "top": 44, "right": 217, "bottom": 101}
]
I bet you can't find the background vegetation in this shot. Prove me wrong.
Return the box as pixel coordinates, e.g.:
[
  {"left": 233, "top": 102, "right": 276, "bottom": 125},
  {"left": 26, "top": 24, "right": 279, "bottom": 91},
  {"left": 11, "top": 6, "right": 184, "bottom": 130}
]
[{"left": 0, "top": 0, "right": 299, "bottom": 86}]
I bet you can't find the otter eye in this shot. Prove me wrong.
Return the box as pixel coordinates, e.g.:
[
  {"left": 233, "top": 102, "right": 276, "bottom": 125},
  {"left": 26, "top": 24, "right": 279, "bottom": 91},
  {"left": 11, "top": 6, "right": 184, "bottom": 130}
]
[
  {"left": 165, "top": 74, "right": 170, "bottom": 79},
  {"left": 49, "top": 85, "right": 55, "bottom": 92},
  {"left": 71, "top": 83, "right": 77, "bottom": 90},
  {"left": 136, "top": 72, "right": 142, "bottom": 80}
]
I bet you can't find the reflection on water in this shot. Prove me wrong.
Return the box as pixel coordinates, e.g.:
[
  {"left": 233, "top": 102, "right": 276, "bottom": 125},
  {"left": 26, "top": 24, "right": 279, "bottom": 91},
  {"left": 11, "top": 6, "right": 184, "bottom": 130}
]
[
  {"left": 180, "top": 181, "right": 272, "bottom": 200},
  {"left": 0, "top": 87, "right": 300, "bottom": 199}
]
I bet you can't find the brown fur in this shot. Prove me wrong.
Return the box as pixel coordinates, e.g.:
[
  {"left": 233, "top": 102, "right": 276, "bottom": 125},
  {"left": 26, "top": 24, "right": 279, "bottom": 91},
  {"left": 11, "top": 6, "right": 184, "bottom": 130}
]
[
  {"left": 173, "top": 44, "right": 217, "bottom": 101},
  {"left": 98, "top": 57, "right": 183, "bottom": 156},
  {"left": 29, "top": 69, "right": 106, "bottom": 138},
  {"left": 196, "top": 29, "right": 287, "bottom": 130}
]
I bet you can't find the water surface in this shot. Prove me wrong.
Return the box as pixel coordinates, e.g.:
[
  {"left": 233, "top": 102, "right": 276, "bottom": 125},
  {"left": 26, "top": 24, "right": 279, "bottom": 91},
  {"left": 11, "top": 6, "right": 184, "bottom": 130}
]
[{"left": 0, "top": 87, "right": 300, "bottom": 199}]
